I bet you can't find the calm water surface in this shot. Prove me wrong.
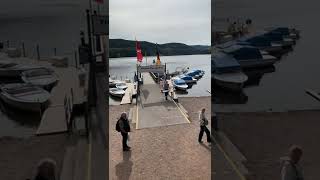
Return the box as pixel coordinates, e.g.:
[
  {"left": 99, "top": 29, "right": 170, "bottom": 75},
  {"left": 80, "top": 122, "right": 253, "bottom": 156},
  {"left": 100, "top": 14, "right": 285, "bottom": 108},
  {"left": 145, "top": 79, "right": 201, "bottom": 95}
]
[
  {"left": 109, "top": 54, "right": 211, "bottom": 105},
  {"left": 0, "top": 0, "right": 108, "bottom": 137},
  {"left": 213, "top": 0, "right": 320, "bottom": 112}
]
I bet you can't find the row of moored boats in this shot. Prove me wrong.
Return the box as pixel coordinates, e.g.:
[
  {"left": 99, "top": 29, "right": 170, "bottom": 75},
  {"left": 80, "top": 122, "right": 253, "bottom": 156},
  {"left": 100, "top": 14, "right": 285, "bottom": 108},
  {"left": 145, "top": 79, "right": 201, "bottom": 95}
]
[
  {"left": 0, "top": 61, "right": 59, "bottom": 112},
  {"left": 109, "top": 69, "right": 205, "bottom": 98},
  {"left": 212, "top": 27, "right": 300, "bottom": 91}
]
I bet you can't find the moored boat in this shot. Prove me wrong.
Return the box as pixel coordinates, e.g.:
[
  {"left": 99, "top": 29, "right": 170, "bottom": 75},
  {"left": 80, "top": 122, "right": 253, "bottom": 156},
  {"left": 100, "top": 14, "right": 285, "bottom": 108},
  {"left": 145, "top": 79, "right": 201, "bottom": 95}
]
[
  {"left": 221, "top": 44, "right": 277, "bottom": 69},
  {"left": 0, "top": 83, "right": 51, "bottom": 112},
  {"left": 175, "top": 75, "right": 197, "bottom": 84},
  {"left": 212, "top": 52, "right": 248, "bottom": 91},
  {"left": 21, "top": 67, "right": 59, "bottom": 91},
  {"left": 115, "top": 82, "right": 128, "bottom": 90},
  {"left": 0, "top": 62, "right": 44, "bottom": 78},
  {"left": 109, "top": 88, "right": 125, "bottom": 98},
  {"left": 172, "top": 79, "right": 188, "bottom": 91}
]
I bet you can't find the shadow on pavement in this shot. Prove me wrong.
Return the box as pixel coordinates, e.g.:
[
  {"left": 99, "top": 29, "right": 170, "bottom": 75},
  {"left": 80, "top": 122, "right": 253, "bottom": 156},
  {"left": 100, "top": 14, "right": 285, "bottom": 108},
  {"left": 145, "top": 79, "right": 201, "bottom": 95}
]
[{"left": 115, "top": 151, "right": 133, "bottom": 180}]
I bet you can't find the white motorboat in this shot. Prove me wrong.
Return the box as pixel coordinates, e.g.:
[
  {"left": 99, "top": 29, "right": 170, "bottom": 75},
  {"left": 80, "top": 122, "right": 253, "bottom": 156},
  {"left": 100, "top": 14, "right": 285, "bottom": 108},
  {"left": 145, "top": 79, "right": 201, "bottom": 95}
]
[
  {"left": 0, "top": 62, "right": 44, "bottom": 78},
  {"left": 173, "top": 75, "right": 197, "bottom": 84},
  {"left": 115, "top": 82, "right": 128, "bottom": 90},
  {"left": 221, "top": 45, "right": 277, "bottom": 69},
  {"left": 212, "top": 52, "right": 248, "bottom": 91},
  {"left": 185, "top": 71, "right": 201, "bottom": 79},
  {"left": 213, "top": 72, "right": 248, "bottom": 91},
  {"left": 109, "top": 88, "right": 125, "bottom": 98},
  {"left": 0, "top": 83, "right": 51, "bottom": 112},
  {"left": 109, "top": 77, "right": 124, "bottom": 87},
  {"left": 172, "top": 79, "right": 188, "bottom": 91},
  {"left": 236, "top": 36, "right": 284, "bottom": 54},
  {"left": 21, "top": 67, "right": 59, "bottom": 91}
]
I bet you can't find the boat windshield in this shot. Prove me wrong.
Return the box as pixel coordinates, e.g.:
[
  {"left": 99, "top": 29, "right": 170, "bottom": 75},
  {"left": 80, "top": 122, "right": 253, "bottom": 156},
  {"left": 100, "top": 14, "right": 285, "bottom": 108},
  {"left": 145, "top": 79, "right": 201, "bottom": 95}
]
[{"left": 175, "top": 80, "right": 186, "bottom": 85}]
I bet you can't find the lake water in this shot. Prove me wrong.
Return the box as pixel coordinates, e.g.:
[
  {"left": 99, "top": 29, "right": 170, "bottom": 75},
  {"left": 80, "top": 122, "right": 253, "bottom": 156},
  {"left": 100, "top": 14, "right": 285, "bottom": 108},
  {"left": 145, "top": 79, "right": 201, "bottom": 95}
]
[
  {"left": 213, "top": 0, "right": 320, "bottom": 112},
  {"left": 109, "top": 54, "right": 211, "bottom": 105},
  {"left": 0, "top": 0, "right": 108, "bottom": 137}
]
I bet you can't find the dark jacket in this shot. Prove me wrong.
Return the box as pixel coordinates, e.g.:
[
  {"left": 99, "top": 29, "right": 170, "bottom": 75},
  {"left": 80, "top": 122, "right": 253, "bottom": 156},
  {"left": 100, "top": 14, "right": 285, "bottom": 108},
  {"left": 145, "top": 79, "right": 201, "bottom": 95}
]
[{"left": 119, "top": 118, "right": 131, "bottom": 133}]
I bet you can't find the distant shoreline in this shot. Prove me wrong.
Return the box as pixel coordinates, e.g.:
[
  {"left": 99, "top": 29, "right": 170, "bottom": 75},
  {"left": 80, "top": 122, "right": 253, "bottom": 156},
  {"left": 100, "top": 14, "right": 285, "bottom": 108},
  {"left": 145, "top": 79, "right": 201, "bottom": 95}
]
[
  {"left": 109, "top": 52, "right": 210, "bottom": 58},
  {"left": 109, "top": 39, "right": 211, "bottom": 58}
]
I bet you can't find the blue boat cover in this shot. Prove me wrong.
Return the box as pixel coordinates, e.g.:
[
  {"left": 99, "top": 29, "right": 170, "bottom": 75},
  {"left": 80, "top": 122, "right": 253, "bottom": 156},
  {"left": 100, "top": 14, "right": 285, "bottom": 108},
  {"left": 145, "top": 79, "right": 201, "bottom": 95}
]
[
  {"left": 222, "top": 45, "right": 262, "bottom": 60},
  {"left": 180, "top": 75, "right": 193, "bottom": 81},
  {"left": 212, "top": 52, "right": 241, "bottom": 74},
  {"left": 238, "top": 36, "right": 272, "bottom": 47},
  {"left": 174, "top": 79, "right": 186, "bottom": 85}
]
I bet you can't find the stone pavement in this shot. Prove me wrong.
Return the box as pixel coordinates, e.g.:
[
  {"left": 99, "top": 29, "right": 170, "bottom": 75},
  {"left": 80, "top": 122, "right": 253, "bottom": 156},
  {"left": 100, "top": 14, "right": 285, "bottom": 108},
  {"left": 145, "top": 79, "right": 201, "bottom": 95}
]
[{"left": 109, "top": 96, "right": 211, "bottom": 179}]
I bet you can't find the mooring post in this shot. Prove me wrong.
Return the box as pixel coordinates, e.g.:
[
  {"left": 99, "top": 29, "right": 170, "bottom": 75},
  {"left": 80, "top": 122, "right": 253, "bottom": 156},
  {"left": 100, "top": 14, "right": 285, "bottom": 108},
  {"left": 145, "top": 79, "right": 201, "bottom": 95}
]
[
  {"left": 74, "top": 50, "right": 78, "bottom": 68},
  {"left": 22, "top": 42, "right": 26, "bottom": 57},
  {"left": 36, "top": 44, "right": 40, "bottom": 60}
]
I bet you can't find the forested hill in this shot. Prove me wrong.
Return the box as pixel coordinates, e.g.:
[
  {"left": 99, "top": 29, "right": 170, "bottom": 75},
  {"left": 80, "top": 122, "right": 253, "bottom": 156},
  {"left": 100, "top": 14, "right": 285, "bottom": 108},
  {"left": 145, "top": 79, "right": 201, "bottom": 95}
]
[{"left": 109, "top": 39, "right": 210, "bottom": 58}]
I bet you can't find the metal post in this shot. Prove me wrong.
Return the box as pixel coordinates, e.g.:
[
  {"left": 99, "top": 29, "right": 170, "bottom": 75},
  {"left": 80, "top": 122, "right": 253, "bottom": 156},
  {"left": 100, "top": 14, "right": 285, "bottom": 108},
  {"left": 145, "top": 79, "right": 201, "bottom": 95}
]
[
  {"left": 86, "top": 9, "right": 97, "bottom": 107},
  {"left": 164, "top": 63, "right": 167, "bottom": 80},
  {"left": 54, "top": 48, "right": 57, "bottom": 56},
  {"left": 136, "top": 64, "right": 139, "bottom": 105},
  {"left": 74, "top": 50, "right": 78, "bottom": 68},
  {"left": 22, "top": 42, "right": 26, "bottom": 57},
  {"left": 36, "top": 44, "right": 40, "bottom": 60}
]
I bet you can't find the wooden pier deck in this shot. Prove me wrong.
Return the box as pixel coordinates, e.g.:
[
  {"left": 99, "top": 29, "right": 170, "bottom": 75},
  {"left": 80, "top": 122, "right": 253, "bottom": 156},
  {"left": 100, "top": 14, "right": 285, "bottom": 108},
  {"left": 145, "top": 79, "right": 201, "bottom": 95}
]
[
  {"left": 36, "top": 66, "right": 88, "bottom": 135},
  {"left": 120, "top": 83, "right": 136, "bottom": 105}
]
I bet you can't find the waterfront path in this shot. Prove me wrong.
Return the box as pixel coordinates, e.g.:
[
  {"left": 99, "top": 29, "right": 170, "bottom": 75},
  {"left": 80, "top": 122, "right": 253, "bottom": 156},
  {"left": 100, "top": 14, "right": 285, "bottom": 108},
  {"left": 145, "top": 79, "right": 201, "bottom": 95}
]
[
  {"left": 213, "top": 136, "right": 245, "bottom": 180},
  {"left": 109, "top": 97, "right": 211, "bottom": 179}
]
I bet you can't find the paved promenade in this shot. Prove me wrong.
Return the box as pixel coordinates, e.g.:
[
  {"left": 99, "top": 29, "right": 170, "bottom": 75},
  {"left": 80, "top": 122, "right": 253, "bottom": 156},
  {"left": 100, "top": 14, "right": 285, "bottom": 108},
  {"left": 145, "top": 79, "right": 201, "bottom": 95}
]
[{"left": 109, "top": 97, "right": 211, "bottom": 180}]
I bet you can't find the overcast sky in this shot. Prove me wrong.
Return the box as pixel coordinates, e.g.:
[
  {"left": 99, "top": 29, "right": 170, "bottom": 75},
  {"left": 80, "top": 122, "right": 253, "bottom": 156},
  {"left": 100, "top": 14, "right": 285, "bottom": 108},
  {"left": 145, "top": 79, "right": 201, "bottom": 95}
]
[{"left": 110, "top": 0, "right": 210, "bottom": 45}]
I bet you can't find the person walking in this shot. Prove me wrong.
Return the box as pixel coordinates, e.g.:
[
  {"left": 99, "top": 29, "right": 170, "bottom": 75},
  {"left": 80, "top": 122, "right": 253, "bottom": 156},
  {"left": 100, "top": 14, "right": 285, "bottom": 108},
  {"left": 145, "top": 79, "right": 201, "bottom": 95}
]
[
  {"left": 117, "top": 112, "right": 131, "bottom": 151},
  {"left": 163, "top": 80, "right": 169, "bottom": 100},
  {"left": 198, "top": 108, "right": 211, "bottom": 144},
  {"left": 281, "top": 145, "right": 304, "bottom": 180}
]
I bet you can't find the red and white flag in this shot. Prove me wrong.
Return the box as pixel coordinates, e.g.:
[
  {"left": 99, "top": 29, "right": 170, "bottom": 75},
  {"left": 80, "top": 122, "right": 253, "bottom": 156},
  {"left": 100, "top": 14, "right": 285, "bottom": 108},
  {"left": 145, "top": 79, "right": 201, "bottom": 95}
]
[{"left": 136, "top": 40, "right": 143, "bottom": 62}]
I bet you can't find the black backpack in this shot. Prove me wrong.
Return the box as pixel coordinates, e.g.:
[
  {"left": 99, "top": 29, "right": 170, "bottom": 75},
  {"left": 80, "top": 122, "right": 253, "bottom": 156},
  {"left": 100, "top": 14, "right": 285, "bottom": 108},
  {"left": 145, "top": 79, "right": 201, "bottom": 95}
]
[{"left": 116, "top": 119, "right": 121, "bottom": 132}]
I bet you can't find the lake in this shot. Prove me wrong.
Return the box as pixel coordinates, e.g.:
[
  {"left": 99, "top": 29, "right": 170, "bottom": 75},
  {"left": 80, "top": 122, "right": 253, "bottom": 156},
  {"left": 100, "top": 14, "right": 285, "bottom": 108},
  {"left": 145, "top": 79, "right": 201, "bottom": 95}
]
[
  {"left": 109, "top": 54, "right": 211, "bottom": 105},
  {"left": 213, "top": 0, "right": 320, "bottom": 112}
]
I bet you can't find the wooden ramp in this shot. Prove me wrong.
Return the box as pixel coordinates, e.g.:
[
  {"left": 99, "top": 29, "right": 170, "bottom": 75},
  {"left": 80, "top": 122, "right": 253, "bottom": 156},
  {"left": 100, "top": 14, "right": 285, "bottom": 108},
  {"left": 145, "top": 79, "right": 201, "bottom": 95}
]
[
  {"left": 120, "top": 83, "right": 136, "bottom": 105},
  {"left": 36, "top": 66, "right": 88, "bottom": 135},
  {"left": 36, "top": 106, "right": 67, "bottom": 135}
]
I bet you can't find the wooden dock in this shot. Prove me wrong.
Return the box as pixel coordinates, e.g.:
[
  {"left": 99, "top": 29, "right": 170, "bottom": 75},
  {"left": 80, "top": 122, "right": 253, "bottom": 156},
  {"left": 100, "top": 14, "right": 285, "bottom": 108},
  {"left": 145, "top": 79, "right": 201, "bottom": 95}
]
[
  {"left": 120, "top": 83, "right": 137, "bottom": 105},
  {"left": 36, "top": 66, "right": 88, "bottom": 135}
]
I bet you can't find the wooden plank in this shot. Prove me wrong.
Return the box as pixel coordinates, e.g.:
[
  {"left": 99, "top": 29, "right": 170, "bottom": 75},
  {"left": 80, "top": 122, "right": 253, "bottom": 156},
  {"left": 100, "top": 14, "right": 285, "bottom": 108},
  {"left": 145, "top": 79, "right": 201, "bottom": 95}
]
[
  {"left": 36, "top": 106, "right": 68, "bottom": 135},
  {"left": 120, "top": 83, "right": 134, "bottom": 105},
  {"left": 142, "top": 72, "right": 156, "bottom": 84}
]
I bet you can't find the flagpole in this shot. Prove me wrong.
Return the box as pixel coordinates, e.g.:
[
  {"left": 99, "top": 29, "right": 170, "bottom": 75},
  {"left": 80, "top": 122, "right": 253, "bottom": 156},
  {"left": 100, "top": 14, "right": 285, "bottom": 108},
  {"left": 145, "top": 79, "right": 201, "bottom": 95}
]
[{"left": 145, "top": 51, "right": 147, "bottom": 66}]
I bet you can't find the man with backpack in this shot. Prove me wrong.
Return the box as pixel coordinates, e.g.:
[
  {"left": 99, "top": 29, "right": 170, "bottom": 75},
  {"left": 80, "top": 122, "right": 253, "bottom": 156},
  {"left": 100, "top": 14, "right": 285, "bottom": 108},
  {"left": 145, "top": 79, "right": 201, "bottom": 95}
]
[
  {"left": 116, "top": 112, "right": 131, "bottom": 151},
  {"left": 163, "top": 80, "right": 169, "bottom": 100}
]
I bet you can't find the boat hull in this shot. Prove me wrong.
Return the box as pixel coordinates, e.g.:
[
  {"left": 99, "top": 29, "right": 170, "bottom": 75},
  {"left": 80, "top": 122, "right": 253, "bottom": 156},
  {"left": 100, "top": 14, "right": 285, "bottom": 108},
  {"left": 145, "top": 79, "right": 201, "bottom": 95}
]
[
  {"left": 213, "top": 72, "right": 248, "bottom": 92},
  {"left": 0, "top": 93, "right": 48, "bottom": 112},
  {"left": 238, "top": 59, "right": 276, "bottom": 69}
]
